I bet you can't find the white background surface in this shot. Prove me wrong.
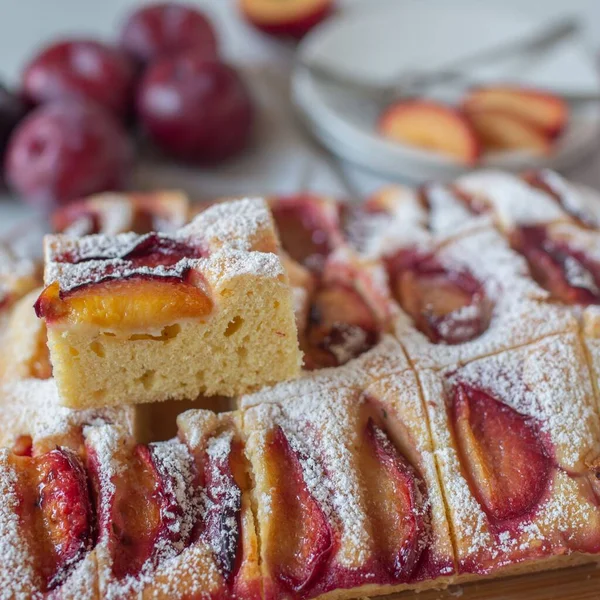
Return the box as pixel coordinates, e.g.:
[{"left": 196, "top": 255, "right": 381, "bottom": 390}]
[{"left": 1, "top": 0, "right": 600, "bottom": 234}]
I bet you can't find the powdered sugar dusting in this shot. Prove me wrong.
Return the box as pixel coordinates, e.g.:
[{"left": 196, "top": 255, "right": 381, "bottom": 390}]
[
  {"left": 456, "top": 171, "right": 567, "bottom": 229},
  {"left": 0, "top": 378, "right": 134, "bottom": 447},
  {"left": 422, "top": 183, "right": 492, "bottom": 238},
  {"left": 203, "top": 432, "right": 241, "bottom": 570},
  {"left": 0, "top": 449, "right": 39, "bottom": 599},
  {"left": 203, "top": 248, "right": 284, "bottom": 284},
  {"left": 43, "top": 197, "right": 284, "bottom": 293},
  {"left": 360, "top": 187, "right": 431, "bottom": 259},
  {"left": 150, "top": 438, "right": 200, "bottom": 545},
  {"left": 247, "top": 392, "right": 374, "bottom": 567},
  {"left": 192, "top": 197, "right": 272, "bottom": 251}
]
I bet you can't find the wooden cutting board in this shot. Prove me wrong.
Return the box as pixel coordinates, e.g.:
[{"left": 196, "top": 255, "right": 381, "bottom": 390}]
[{"left": 376, "top": 563, "right": 600, "bottom": 600}]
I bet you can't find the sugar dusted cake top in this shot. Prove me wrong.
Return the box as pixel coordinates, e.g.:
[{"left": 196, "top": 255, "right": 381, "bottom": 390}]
[{"left": 42, "top": 197, "right": 279, "bottom": 295}]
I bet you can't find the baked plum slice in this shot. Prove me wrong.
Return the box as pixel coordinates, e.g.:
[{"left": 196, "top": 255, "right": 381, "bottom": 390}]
[
  {"left": 391, "top": 253, "right": 491, "bottom": 344},
  {"left": 263, "top": 426, "right": 333, "bottom": 594},
  {"left": 35, "top": 274, "right": 213, "bottom": 329},
  {"left": 271, "top": 195, "right": 340, "bottom": 272},
  {"left": 451, "top": 383, "right": 552, "bottom": 524},
  {"left": 359, "top": 418, "right": 425, "bottom": 581},
  {"left": 88, "top": 442, "right": 193, "bottom": 580},
  {"left": 200, "top": 433, "right": 244, "bottom": 583},
  {"left": 303, "top": 282, "right": 380, "bottom": 370},
  {"left": 514, "top": 225, "right": 600, "bottom": 306},
  {"left": 16, "top": 447, "right": 93, "bottom": 590}
]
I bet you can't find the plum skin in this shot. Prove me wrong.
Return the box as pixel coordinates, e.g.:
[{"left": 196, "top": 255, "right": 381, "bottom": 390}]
[
  {"left": 137, "top": 54, "right": 254, "bottom": 164},
  {"left": 120, "top": 2, "right": 219, "bottom": 65},
  {"left": 4, "top": 99, "right": 133, "bottom": 209}
]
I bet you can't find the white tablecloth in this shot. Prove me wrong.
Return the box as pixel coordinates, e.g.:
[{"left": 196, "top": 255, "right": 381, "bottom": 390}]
[{"left": 2, "top": 0, "right": 600, "bottom": 234}]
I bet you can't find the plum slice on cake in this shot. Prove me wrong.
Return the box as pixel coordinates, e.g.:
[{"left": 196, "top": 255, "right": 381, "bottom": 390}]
[
  {"left": 271, "top": 194, "right": 393, "bottom": 370},
  {"left": 420, "top": 334, "right": 600, "bottom": 576},
  {"left": 270, "top": 193, "right": 344, "bottom": 273},
  {"left": 512, "top": 224, "right": 600, "bottom": 307},
  {"left": 0, "top": 446, "right": 97, "bottom": 597},
  {"left": 52, "top": 190, "right": 190, "bottom": 236},
  {"left": 35, "top": 198, "right": 302, "bottom": 408},
  {"left": 289, "top": 250, "right": 392, "bottom": 371},
  {"left": 389, "top": 250, "right": 492, "bottom": 346}
]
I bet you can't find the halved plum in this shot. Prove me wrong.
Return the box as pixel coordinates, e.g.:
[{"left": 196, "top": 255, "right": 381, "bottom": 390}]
[
  {"left": 263, "top": 426, "right": 333, "bottom": 594},
  {"left": 303, "top": 282, "right": 380, "bottom": 369},
  {"left": 16, "top": 447, "right": 93, "bottom": 591},
  {"left": 271, "top": 195, "right": 339, "bottom": 272},
  {"left": 359, "top": 419, "right": 425, "bottom": 581},
  {"left": 200, "top": 434, "right": 243, "bottom": 583},
  {"left": 390, "top": 254, "right": 491, "bottom": 345},
  {"left": 451, "top": 383, "right": 551, "bottom": 524},
  {"left": 514, "top": 226, "right": 600, "bottom": 306}
]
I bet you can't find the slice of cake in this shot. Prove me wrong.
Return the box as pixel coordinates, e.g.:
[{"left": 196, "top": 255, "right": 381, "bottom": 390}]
[
  {"left": 420, "top": 333, "right": 600, "bottom": 577},
  {"left": 0, "top": 378, "right": 137, "bottom": 599},
  {"left": 242, "top": 361, "right": 455, "bottom": 599},
  {"left": 35, "top": 198, "right": 302, "bottom": 408},
  {"left": 86, "top": 410, "right": 261, "bottom": 599}
]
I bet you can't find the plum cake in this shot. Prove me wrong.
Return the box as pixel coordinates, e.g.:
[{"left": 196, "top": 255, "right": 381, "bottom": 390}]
[
  {"left": 36, "top": 198, "right": 301, "bottom": 408},
  {"left": 4, "top": 170, "right": 600, "bottom": 599}
]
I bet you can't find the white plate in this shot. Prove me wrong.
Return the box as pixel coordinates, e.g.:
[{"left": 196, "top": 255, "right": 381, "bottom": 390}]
[{"left": 293, "top": 0, "right": 600, "bottom": 183}]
